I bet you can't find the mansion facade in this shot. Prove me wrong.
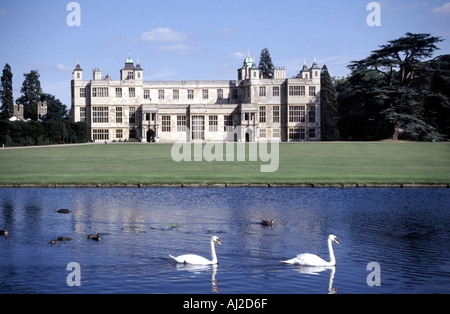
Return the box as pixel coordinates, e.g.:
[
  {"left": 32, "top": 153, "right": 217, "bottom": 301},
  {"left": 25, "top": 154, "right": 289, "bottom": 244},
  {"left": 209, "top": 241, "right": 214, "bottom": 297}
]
[{"left": 70, "top": 54, "right": 321, "bottom": 142}]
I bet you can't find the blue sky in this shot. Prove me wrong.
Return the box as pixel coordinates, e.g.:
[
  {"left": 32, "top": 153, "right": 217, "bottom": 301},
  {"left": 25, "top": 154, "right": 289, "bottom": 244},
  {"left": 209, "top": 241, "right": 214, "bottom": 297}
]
[{"left": 1, "top": 0, "right": 450, "bottom": 107}]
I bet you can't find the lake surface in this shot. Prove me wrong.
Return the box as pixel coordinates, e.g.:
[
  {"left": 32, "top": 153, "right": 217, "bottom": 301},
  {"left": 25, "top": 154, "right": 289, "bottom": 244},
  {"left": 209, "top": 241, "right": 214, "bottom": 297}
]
[{"left": 0, "top": 187, "right": 449, "bottom": 294}]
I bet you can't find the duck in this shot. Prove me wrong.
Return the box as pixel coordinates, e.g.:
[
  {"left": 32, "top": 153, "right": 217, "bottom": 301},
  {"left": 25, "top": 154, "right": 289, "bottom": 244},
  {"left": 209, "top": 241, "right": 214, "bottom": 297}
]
[
  {"left": 0, "top": 227, "right": 8, "bottom": 236},
  {"left": 50, "top": 237, "right": 71, "bottom": 244},
  {"left": 56, "top": 237, "right": 71, "bottom": 241},
  {"left": 88, "top": 233, "right": 101, "bottom": 241},
  {"left": 261, "top": 219, "right": 275, "bottom": 227}
]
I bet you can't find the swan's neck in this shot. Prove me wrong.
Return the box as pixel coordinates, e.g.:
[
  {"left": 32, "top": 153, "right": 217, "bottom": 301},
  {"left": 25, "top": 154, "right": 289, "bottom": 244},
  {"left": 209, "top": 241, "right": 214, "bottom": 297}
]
[
  {"left": 327, "top": 238, "right": 336, "bottom": 266},
  {"left": 210, "top": 240, "right": 218, "bottom": 264}
]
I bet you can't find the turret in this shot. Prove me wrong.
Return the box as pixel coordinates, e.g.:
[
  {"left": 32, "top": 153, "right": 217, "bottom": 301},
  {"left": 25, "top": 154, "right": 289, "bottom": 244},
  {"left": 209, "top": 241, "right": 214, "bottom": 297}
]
[
  {"left": 310, "top": 57, "right": 321, "bottom": 83},
  {"left": 93, "top": 68, "right": 102, "bottom": 80},
  {"left": 238, "top": 52, "right": 258, "bottom": 81},
  {"left": 121, "top": 51, "right": 136, "bottom": 81},
  {"left": 135, "top": 57, "right": 143, "bottom": 83},
  {"left": 299, "top": 59, "right": 310, "bottom": 79},
  {"left": 72, "top": 57, "right": 83, "bottom": 80}
]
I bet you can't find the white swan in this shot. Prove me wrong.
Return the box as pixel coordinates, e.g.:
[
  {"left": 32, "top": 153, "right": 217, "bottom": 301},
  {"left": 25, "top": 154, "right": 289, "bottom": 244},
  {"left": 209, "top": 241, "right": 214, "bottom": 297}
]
[
  {"left": 281, "top": 235, "right": 339, "bottom": 267},
  {"left": 169, "top": 236, "right": 222, "bottom": 265}
]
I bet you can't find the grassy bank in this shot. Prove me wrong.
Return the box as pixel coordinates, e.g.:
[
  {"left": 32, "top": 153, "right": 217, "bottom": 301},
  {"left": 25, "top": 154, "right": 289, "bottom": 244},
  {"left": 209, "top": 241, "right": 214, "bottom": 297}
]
[{"left": 0, "top": 142, "right": 449, "bottom": 186}]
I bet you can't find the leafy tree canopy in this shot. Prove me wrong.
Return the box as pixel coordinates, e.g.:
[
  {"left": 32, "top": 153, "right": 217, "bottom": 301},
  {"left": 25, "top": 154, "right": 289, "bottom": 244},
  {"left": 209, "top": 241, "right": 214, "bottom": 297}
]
[{"left": 340, "top": 33, "right": 447, "bottom": 141}]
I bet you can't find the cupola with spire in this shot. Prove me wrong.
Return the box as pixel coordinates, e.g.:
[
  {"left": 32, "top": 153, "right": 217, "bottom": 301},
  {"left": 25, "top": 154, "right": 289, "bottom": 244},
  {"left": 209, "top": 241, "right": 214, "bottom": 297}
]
[
  {"left": 310, "top": 57, "right": 321, "bottom": 82},
  {"left": 72, "top": 57, "right": 83, "bottom": 80},
  {"left": 123, "top": 51, "right": 136, "bottom": 70}
]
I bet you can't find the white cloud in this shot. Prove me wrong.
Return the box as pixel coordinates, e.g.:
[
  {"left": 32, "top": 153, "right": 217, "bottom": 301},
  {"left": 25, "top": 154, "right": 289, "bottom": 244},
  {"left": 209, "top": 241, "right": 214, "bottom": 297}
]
[
  {"left": 432, "top": 2, "right": 450, "bottom": 14},
  {"left": 156, "top": 44, "right": 197, "bottom": 55},
  {"left": 140, "top": 27, "right": 189, "bottom": 42},
  {"left": 145, "top": 67, "right": 178, "bottom": 80},
  {"left": 230, "top": 52, "right": 246, "bottom": 59},
  {"left": 56, "top": 64, "right": 72, "bottom": 72}
]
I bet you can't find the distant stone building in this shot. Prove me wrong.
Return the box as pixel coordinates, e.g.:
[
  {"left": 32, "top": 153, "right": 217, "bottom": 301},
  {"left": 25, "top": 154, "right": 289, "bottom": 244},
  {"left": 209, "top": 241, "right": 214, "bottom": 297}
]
[
  {"left": 70, "top": 53, "right": 321, "bottom": 142},
  {"left": 12, "top": 104, "right": 24, "bottom": 121},
  {"left": 37, "top": 101, "right": 47, "bottom": 120},
  {"left": 10, "top": 101, "right": 47, "bottom": 121}
]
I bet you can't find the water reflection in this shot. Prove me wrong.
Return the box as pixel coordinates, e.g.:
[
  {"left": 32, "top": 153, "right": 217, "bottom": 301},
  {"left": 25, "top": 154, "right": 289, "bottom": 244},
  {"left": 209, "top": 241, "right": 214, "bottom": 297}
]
[
  {"left": 174, "top": 264, "right": 221, "bottom": 293},
  {"left": 0, "top": 187, "right": 449, "bottom": 294},
  {"left": 291, "top": 266, "right": 337, "bottom": 294}
]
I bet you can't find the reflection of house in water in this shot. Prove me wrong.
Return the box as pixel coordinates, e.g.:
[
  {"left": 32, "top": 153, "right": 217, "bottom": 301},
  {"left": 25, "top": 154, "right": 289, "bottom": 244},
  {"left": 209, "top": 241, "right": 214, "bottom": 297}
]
[{"left": 70, "top": 53, "right": 321, "bottom": 143}]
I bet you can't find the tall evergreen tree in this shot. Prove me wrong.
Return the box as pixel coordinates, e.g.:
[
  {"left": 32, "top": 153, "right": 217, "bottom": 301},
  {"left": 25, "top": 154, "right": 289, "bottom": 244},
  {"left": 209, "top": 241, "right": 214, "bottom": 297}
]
[
  {"left": 16, "top": 70, "right": 42, "bottom": 120},
  {"left": 320, "top": 65, "right": 339, "bottom": 141},
  {"left": 0, "top": 64, "right": 14, "bottom": 120},
  {"left": 258, "top": 48, "right": 274, "bottom": 79}
]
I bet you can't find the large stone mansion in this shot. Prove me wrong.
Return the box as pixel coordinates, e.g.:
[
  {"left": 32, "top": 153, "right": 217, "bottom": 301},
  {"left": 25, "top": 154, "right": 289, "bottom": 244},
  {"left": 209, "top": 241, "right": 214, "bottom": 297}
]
[{"left": 70, "top": 53, "right": 321, "bottom": 142}]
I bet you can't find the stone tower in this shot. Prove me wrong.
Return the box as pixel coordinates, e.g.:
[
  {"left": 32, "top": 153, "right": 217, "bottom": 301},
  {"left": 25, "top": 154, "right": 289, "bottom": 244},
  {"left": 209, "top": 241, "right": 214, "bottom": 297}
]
[
  {"left": 13, "top": 104, "right": 24, "bottom": 120},
  {"left": 37, "top": 101, "right": 47, "bottom": 120}
]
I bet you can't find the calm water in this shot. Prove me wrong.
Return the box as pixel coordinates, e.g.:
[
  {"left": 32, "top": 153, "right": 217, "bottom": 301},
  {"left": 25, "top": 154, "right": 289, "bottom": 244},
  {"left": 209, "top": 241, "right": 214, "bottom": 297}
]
[{"left": 0, "top": 187, "right": 449, "bottom": 294}]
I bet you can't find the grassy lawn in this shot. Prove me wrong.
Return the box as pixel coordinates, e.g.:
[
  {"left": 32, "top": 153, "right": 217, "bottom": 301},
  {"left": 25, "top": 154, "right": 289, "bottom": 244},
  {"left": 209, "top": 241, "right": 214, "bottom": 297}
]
[{"left": 0, "top": 142, "right": 449, "bottom": 186}]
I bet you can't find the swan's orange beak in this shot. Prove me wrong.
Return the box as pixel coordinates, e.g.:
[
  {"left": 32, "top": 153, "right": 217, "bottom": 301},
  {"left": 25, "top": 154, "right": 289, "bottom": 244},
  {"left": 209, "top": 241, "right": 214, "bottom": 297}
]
[
  {"left": 334, "top": 238, "right": 340, "bottom": 245},
  {"left": 216, "top": 239, "right": 222, "bottom": 245}
]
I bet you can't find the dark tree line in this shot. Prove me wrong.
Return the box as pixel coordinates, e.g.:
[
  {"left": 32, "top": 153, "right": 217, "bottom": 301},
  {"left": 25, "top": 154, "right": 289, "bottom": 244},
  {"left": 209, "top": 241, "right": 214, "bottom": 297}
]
[{"left": 0, "top": 120, "right": 88, "bottom": 146}]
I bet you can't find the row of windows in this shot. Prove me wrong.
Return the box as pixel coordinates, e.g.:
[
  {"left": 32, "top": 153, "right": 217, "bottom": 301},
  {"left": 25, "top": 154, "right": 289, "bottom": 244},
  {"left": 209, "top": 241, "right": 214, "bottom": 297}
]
[
  {"left": 288, "top": 106, "right": 316, "bottom": 123},
  {"left": 92, "top": 129, "right": 137, "bottom": 141},
  {"left": 243, "top": 86, "right": 281, "bottom": 98},
  {"left": 243, "top": 86, "right": 317, "bottom": 98},
  {"left": 81, "top": 86, "right": 317, "bottom": 99},
  {"left": 92, "top": 127, "right": 317, "bottom": 141},
  {"left": 258, "top": 106, "right": 316, "bottom": 123},
  {"left": 80, "top": 87, "right": 136, "bottom": 98},
  {"left": 91, "top": 107, "right": 136, "bottom": 124},
  {"left": 82, "top": 87, "right": 237, "bottom": 100},
  {"left": 288, "top": 86, "right": 316, "bottom": 96},
  {"left": 152, "top": 89, "right": 237, "bottom": 101},
  {"left": 89, "top": 106, "right": 315, "bottom": 124},
  {"left": 259, "top": 128, "right": 280, "bottom": 138},
  {"left": 160, "top": 115, "right": 234, "bottom": 133},
  {"left": 288, "top": 128, "right": 317, "bottom": 140}
]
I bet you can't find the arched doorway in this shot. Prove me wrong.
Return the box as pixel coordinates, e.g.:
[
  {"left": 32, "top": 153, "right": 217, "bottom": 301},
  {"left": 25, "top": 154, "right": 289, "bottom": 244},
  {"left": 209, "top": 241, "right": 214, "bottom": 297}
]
[
  {"left": 245, "top": 130, "right": 253, "bottom": 142},
  {"left": 147, "top": 129, "right": 155, "bottom": 142}
]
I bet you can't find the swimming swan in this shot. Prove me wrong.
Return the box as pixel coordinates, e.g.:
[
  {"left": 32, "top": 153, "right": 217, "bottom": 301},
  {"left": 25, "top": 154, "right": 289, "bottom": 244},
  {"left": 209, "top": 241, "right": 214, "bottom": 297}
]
[
  {"left": 169, "top": 236, "right": 222, "bottom": 265},
  {"left": 281, "top": 235, "right": 339, "bottom": 267}
]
